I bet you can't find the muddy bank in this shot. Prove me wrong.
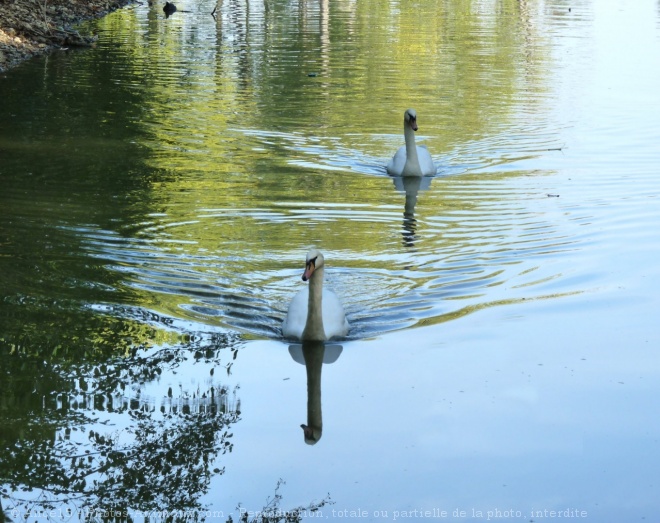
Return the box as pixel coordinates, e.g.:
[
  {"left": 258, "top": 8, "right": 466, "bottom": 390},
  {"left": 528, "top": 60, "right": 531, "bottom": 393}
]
[{"left": 0, "top": 0, "right": 135, "bottom": 73}]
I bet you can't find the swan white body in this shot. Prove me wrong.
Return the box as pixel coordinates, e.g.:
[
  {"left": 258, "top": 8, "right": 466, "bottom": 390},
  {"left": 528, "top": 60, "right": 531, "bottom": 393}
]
[
  {"left": 282, "top": 249, "right": 349, "bottom": 341},
  {"left": 386, "top": 108, "right": 436, "bottom": 176}
]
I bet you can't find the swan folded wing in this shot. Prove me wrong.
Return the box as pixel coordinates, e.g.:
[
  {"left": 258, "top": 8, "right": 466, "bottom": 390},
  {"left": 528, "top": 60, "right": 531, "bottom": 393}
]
[
  {"left": 416, "top": 146, "right": 437, "bottom": 175},
  {"left": 322, "top": 290, "right": 350, "bottom": 339},
  {"left": 282, "top": 288, "right": 309, "bottom": 339},
  {"left": 386, "top": 145, "right": 407, "bottom": 175}
]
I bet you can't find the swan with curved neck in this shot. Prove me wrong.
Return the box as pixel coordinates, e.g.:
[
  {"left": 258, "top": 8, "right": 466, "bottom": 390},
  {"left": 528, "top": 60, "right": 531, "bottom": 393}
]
[
  {"left": 386, "top": 108, "right": 436, "bottom": 176},
  {"left": 282, "top": 249, "right": 349, "bottom": 341}
]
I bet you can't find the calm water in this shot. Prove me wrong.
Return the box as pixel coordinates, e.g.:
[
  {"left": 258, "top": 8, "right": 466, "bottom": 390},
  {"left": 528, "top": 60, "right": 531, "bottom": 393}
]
[{"left": 1, "top": 0, "right": 659, "bottom": 520}]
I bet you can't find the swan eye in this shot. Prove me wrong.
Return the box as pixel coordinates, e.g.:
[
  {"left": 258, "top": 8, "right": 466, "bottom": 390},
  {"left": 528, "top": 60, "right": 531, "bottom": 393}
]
[{"left": 307, "top": 257, "right": 318, "bottom": 268}]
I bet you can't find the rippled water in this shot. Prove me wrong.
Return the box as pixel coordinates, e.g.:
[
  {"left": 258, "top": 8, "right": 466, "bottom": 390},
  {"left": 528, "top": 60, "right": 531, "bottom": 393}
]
[
  {"left": 72, "top": 166, "right": 583, "bottom": 340},
  {"left": 1, "top": 0, "right": 660, "bottom": 520},
  {"left": 2, "top": 0, "right": 584, "bottom": 341}
]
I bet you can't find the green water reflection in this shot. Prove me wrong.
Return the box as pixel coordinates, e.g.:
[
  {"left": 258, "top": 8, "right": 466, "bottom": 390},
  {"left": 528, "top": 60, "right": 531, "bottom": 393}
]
[{"left": 0, "top": 0, "right": 579, "bottom": 516}]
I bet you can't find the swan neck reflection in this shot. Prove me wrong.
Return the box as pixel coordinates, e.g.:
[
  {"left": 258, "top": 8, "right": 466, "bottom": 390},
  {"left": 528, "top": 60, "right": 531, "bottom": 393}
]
[{"left": 289, "top": 342, "right": 343, "bottom": 445}]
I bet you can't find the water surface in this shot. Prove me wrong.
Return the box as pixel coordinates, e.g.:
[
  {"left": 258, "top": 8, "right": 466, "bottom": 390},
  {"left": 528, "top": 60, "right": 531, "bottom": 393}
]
[{"left": 1, "top": 0, "right": 659, "bottom": 520}]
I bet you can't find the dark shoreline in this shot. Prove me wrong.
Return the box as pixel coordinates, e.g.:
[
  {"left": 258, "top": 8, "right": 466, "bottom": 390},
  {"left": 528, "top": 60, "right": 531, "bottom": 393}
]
[{"left": 0, "top": 0, "right": 135, "bottom": 74}]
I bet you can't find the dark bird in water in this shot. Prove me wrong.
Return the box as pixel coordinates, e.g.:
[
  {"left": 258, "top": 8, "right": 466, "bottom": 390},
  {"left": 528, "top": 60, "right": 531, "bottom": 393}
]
[{"left": 163, "top": 2, "right": 177, "bottom": 16}]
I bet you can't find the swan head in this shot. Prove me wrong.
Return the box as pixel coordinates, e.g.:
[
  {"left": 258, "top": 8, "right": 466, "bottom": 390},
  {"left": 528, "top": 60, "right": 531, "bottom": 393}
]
[
  {"left": 404, "top": 108, "right": 418, "bottom": 132},
  {"left": 302, "top": 248, "right": 325, "bottom": 281},
  {"left": 301, "top": 423, "right": 322, "bottom": 444}
]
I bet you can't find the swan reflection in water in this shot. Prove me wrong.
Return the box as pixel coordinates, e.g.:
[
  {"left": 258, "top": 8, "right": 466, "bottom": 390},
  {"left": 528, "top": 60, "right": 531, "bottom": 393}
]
[
  {"left": 392, "top": 175, "right": 433, "bottom": 248},
  {"left": 385, "top": 108, "right": 436, "bottom": 247},
  {"left": 289, "top": 341, "right": 343, "bottom": 445}
]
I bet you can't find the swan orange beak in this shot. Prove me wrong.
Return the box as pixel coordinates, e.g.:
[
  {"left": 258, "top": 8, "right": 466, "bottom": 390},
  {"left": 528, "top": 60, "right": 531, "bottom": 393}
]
[{"left": 302, "top": 259, "right": 316, "bottom": 281}]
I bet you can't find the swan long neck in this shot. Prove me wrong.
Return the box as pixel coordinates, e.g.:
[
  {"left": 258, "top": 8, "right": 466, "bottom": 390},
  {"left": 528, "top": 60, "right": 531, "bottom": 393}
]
[
  {"left": 302, "top": 266, "right": 326, "bottom": 341},
  {"left": 403, "top": 121, "right": 421, "bottom": 174}
]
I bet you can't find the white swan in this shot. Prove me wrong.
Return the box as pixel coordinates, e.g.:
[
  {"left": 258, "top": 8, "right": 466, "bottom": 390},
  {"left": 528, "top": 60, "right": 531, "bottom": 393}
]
[
  {"left": 282, "top": 249, "right": 349, "bottom": 341},
  {"left": 386, "top": 108, "right": 437, "bottom": 176}
]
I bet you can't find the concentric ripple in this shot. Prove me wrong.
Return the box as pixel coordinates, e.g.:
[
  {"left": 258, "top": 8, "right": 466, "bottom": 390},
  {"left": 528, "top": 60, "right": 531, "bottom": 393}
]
[{"left": 75, "top": 169, "right": 587, "bottom": 341}]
